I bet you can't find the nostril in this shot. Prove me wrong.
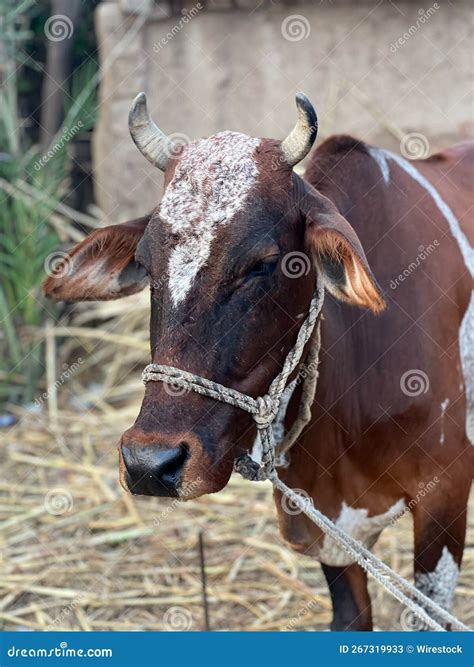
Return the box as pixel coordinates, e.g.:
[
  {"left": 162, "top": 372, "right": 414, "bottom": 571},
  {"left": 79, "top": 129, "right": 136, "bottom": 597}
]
[
  {"left": 121, "top": 442, "right": 189, "bottom": 497},
  {"left": 154, "top": 443, "right": 188, "bottom": 483}
]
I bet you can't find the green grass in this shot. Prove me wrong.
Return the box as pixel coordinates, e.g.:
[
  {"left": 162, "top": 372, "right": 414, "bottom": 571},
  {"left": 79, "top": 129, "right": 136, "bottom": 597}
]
[{"left": 0, "top": 1, "right": 97, "bottom": 407}]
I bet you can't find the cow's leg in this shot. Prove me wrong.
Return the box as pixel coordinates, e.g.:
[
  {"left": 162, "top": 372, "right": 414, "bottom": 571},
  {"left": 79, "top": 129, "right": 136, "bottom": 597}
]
[
  {"left": 321, "top": 562, "right": 372, "bottom": 631},
  {"left": 411, "top": 496, "right": 468, "bottom": 630}
]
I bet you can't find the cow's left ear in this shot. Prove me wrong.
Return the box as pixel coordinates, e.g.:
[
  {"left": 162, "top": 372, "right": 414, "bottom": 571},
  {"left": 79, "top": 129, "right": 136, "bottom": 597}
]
[
  {"left": 43, "top": 215, "right": 151, "bottom": 302},
  {"left": 300, "top": 186, "right": 386, "bottom": 313}
]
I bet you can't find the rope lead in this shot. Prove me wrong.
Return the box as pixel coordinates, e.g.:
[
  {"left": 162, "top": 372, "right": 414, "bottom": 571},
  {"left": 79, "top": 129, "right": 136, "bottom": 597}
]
[{"left": 142, "top": 284, "right": 471, "bottom": 633}]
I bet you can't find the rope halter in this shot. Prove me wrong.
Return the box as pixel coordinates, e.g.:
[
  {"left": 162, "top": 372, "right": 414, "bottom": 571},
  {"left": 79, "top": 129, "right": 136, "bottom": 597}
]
[
  {"left": 142, "top": 285, "right": 325, "bottom": 482},
  {"left": 140, "top": 282, "right": 472, "bottom": 632}
]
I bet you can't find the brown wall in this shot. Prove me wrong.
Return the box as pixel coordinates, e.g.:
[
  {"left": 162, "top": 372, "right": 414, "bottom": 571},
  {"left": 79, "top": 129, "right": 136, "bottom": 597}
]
[{"left": 93, "top": 1, "right": 472, "bottom": 220}]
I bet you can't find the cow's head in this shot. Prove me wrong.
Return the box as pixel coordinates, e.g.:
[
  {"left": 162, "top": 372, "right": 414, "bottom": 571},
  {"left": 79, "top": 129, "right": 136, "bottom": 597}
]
[{"left": 44, "top": 93, "right": 385, "bottom": 499}]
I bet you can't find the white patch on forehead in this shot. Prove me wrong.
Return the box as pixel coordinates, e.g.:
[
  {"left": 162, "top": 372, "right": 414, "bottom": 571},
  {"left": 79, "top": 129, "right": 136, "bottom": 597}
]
[
  {"left": 159, "top": 131, "right": 260, "bottom": 308},
  {"left": 371, "top": 148, "right": 474, "bottom": 444},
  {"left": 415, "top": 546, "right": 459, "bottom": 618},
  {"left": 318, "top": 498, "right": 406, "bottom": 567}
]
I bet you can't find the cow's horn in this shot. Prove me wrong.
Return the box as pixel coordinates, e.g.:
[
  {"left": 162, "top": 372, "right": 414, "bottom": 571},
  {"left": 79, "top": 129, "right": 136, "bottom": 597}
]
[
  {"left": 281, "top": 93, "right": 318, "bottom": 167},
  {"left": 128, "top": 92, "right": 174, "bottom": 171}
]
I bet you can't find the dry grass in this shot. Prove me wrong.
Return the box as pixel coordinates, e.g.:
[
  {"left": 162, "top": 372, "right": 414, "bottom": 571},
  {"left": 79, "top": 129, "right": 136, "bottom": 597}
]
[{"left": 0, "top": 407, "right": 472, "bottom": 633}]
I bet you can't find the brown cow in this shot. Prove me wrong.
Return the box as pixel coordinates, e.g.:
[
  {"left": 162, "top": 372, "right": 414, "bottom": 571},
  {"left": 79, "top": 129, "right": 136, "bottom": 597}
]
[{"left": 44, "top": 92, "right": 473, "bottom": 631}]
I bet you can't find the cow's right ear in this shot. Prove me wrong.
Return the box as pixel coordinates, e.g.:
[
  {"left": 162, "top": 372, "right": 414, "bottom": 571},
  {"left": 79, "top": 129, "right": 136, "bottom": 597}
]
[{"left": 43, "top": 215, "right": 151, "bottom": 301}]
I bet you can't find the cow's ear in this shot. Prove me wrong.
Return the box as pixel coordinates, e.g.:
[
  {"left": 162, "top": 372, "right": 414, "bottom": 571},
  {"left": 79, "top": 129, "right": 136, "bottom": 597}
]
[
  {"left": 43, "top": 215, "right": 151, "bottom": 301},
  {"left": 300, "top": 185, "right": 385, "bottom": 313}
]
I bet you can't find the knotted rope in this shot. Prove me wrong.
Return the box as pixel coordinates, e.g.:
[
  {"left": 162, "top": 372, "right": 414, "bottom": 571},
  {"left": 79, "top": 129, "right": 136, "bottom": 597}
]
[{"left": 142, "top": 285, "right": 471, "bottom": 632}]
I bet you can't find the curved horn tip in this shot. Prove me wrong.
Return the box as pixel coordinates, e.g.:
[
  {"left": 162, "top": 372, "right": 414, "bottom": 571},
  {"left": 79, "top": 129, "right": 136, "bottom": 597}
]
[
  {"left": 280, "top": 92, "right": 318, "bottom": 168},
  {"left": 133, "top": 91, "right": 147, "bottom": 106},
  {"left": 129, "top": 92, "right": 148, "bottom": 123},
  {"left": 295, "top": 92, "right": 318, "bottom": 137},
  {"left": 128, "top": 92, "right": 172, "bottom": 172}
]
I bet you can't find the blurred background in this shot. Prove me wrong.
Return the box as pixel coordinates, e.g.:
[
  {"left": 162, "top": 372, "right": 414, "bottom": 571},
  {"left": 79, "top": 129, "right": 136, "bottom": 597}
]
[{"left": 0, "top": 0, "right": 472, "bottom": 632}]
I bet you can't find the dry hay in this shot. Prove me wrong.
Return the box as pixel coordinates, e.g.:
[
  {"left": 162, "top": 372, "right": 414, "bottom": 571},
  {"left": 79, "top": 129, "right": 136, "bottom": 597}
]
[{"left": 0, "top": 407, "right": 473, "bottom": 633}]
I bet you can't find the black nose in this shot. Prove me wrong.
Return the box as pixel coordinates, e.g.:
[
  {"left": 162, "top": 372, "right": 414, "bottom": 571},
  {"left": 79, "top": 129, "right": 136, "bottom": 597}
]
[{"left": 121, "top": 443, "right": 188, "bottom": 497}]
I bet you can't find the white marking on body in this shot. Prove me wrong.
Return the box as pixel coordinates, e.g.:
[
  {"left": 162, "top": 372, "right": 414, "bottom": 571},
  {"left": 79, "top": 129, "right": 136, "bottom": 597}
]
[
  {"left": 440, "top": 398, "right": 450, "bottom": 445},
  {"left": 273, "top": 378, "right": 298, "bottom": 444},
  {"left": 460, "top": 292, "right": 474, "bottom": 443},
  {"left": 386, "top": 152, "right": 474, "bottom": 275},
  {"left": 318, "top": 498, "right": 406, "bottom": 567},
  {"left": 159, "top": 131, "right": 260, "bottom": 308},
  {"left": 249, "top": 436, "right": 262, "bottom": 464},
  {"left": 368, "top": 147, "right": 390, "bottom": 184},
  {"left": 370, "top": 148, "right": 474, "bottom": 443},
  {"left": 415, "top": 546, "right": 459, "bottom": 617},
  {"left": 249, "top": 379, "right": 298, "bottom": 464}
]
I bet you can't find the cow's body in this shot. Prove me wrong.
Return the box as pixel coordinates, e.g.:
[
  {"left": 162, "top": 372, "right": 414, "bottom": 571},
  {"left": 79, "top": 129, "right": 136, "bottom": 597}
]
[
  {"left": 277, "top": 138, "right": 474, "bottom": 629},
  {"left": 44, "top": 93, "right": 473, "bottom": 631}
]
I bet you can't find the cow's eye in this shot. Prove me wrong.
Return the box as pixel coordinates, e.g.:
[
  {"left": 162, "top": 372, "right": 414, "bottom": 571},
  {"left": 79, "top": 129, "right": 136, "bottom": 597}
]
[{"left": 245, "top": 256, "right": 278, "bottom": 281}]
